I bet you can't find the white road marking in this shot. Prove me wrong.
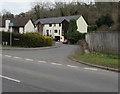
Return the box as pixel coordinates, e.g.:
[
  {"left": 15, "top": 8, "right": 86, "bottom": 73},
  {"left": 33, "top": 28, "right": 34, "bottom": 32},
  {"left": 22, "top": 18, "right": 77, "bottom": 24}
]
[
  {"left": 25, "top": 58, "right": 34, "bottom": 61},
  {"left": 67, "top": 65, "right": 78, "bottom": 68},
  {"left": 51, "top": 63, "right": 62, "bottom": 66},
  {"left": 38, "top": 61, "right": 47, "bottom": 63},
  {"left": 4, "top": 55, "right": 12, "bottom": 57},
  {"left": 84, "top": 67, "right": 98, "bottom": 71},
  {"left": 0, "top": 75, "right": 21, "bottom": 83},
  {"left": 13, "top": 57, "right": 21, "bottom": 59}
]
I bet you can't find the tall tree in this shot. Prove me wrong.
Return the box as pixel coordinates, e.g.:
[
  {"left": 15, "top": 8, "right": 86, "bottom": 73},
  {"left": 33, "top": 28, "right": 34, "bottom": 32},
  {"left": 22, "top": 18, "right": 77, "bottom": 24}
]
[{"left": 2, "top": 9, "right": 14, "bottom": 18}]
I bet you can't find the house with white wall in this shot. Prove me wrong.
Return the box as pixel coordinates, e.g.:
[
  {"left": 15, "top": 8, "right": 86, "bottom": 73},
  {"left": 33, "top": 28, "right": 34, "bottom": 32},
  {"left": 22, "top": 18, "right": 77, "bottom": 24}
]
[
  {"left": 0, "top": 17, "right": 35, "bottom": 34},
  {"left": 35, "top": 15, "right": 88, "bottom": 42}
]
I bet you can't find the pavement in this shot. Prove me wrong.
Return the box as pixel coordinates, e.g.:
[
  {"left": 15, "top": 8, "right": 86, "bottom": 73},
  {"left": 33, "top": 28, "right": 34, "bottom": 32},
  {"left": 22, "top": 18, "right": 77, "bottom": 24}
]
[
  {"left": 1, "top": 43, "right": 119, "bottom": 92},
  {"left": 1, "top": 42, "right": 62, "bottom": 50}
]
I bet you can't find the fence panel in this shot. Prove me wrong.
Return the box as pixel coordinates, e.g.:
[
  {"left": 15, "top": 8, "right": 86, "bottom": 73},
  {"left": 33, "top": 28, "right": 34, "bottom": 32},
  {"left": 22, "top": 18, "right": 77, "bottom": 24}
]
[{"left": 85, "top": 32, "right": 119, "bottom": 55}]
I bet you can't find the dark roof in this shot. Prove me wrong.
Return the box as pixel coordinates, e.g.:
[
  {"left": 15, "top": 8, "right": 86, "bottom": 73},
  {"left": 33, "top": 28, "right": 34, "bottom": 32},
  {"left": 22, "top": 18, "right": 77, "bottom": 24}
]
[
  {"left": 35, "top": 15, "right": 81, "bottom": 24},
  {"left": 0, "top": 17, "right": 31, "bottom": 27}
]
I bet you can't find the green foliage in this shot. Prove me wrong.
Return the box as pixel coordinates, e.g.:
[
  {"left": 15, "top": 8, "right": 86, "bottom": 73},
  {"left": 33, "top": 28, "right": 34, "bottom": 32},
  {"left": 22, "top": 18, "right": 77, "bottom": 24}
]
[
  {"left": 95, "top": 13, "right": 114, "bottom": 28},
  {"left": 88, "top": 25, "right": 98, "bottom": 32},
  {"left": 67, "top": 31, "right": 86, "bottom": 44},
  {"left": 69, "top": 19, "right": 77, "bottom": 33},
  {"left": 44, "top": 36, "right": 52, "bottom": 46},
  {"left": 2, "top": 32, "right": 52, "bottom": 48},
  {"left": 67, "top": 19, "right": 85, "bottom": 43},
  {"left": 2, "top": 31, "right": 10, "bottom": 44},
  {"left": 22, "top": 32, "right": 45, "bottom": 47},
  {"left": 71, "top": 53, "right": 119, "bottom": 69}
]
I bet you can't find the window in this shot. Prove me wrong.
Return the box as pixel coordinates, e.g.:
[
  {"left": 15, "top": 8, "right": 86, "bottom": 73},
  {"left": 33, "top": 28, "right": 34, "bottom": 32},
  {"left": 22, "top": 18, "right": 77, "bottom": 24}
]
[
  {"left": 54, "top": 30, "right": 57, "bottom": 33},
  {"left": 59, "top": 30, "right": 60, "bottom": 35},
  {"left": 59, "top": 23, "right": 61, "bottom": 27},
  {"left": 54, "top": 24, "right": 56, "bottom": 27},
  {"left": 46, "top": 30, "right": 49, "bottom": 36},
  {"left": 49, "top": 24, "right": 52, "bottom": 27}
]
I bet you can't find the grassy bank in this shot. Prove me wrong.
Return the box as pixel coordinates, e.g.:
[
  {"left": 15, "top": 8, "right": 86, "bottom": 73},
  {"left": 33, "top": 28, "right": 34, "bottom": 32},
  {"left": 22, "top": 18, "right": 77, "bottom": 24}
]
[{"left": 71, "top": 53, "right": 119, "bottom": 69}]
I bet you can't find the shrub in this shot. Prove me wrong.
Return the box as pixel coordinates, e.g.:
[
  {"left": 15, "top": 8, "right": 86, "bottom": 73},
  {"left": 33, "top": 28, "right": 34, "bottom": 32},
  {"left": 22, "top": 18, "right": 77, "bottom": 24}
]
[
  {"left": 88, "top": 25, "right": 98, "bottom": 32},
  {"left": 24, "top": 32, "right": 45, "bottom": 47},
  {"left": 95, "top": 13, "right": 114, "bottom": 28},
  {"left": 67, "top": 31, "right": 86, "bottom": 44},
  {"left": 44, "top": 36, "right": 52, "bottom": 46},
  {"left": 2, "top": 32, "right": 10, "bottom": 45},
  {"left": 2, "top": 32, "right": 52, "bottom": 47}
]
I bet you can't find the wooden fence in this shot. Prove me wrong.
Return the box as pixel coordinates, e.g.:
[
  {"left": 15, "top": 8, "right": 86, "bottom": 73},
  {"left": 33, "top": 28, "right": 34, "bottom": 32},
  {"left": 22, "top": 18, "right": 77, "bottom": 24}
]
[{"left": 85, "top": 32, "right": 119, "bottom": 55}]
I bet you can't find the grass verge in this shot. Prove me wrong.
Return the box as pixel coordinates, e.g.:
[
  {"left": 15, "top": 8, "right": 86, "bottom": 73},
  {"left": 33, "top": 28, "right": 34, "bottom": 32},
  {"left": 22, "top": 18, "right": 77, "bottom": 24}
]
[{"left": 70, "top": 53, "right": 119, "bottom": 69}]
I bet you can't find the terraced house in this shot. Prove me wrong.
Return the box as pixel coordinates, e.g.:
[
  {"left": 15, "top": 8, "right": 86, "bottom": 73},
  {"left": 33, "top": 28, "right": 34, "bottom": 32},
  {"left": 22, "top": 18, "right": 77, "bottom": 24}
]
[{"left": 35, "top": 15, "right": 88, "bottom": 42}]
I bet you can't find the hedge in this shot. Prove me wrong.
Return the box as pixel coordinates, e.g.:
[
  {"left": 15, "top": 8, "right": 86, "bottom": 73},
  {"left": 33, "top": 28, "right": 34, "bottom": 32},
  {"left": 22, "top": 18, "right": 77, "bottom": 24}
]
[
  {"left": 44, "top": 36, "right": 52, "bottom": 46},
  {"left": 67, "top": 31, "right": 86, "bottom": 44},
  {"left": 2, "top": 32, "right": 52, "bottom": 48}
]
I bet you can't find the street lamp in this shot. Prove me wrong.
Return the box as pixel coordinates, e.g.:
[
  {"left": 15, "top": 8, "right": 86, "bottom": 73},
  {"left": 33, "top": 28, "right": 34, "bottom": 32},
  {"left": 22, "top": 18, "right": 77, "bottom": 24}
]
[{"left": 9, "top": 22, "right": 14, "bottom": 46}]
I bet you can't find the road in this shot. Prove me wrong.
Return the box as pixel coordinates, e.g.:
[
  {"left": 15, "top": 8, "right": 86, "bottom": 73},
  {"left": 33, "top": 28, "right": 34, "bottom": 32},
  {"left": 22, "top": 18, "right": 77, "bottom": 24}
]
[{"left": 1, "top": 44, "right": 118, "bottom": 92}]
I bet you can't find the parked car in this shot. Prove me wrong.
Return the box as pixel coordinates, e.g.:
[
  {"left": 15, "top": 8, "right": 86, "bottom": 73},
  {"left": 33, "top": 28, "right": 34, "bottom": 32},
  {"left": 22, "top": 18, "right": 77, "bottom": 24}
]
[{"left": 62, "top": 40, "right": 68, "bottom": 44}]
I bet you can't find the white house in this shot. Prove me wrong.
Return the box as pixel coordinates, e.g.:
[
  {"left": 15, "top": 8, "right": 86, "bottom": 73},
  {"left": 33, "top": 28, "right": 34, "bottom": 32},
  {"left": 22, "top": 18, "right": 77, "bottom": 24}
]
[
  {"left": 35, "top": 15, "right": 88, "bottom": 42},
  {"left": 0, "top": 17, "right": 35, "bottom": 34}
]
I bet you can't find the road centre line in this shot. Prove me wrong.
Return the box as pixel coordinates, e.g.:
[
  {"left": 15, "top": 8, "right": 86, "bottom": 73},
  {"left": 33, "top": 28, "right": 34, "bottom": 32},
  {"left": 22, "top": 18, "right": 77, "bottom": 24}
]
[
  {"left": 38, "top": 61, "right": 47, "bottom": 63},
  {"left": 25, "top": 58, "right": 34, "bottom": 61},
  {"left": 67, "top": 65, "right": 78, "bottom": 68},
  {"left": 4, "top": 55, "right": 12, "bottom": 57},
  {"left": 13, "top": 56, "right": 21, "bottom": 59},
  {"left": 0, "top": 75, "right": 21, "bottom": 83},
  {"left": 51, "top": 63, "right": 62, "bottom": 65},
  {"left": 84, "top": 67, "right": 98, "bottom": 71}
]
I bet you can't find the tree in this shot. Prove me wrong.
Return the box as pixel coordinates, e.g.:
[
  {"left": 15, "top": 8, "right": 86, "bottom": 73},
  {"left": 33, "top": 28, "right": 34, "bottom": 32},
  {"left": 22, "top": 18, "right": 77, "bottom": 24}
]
[
  {"left": 66, "top": 19, "right": 85, "bottom": 44},
  {"left": 2, "top": 9, "right": 14, "bottom": 18},
  {"left": 96, "top": 13, "right": 114, "bottom": 28},
  {"left": 68, "top": 19, "right": 77, "bottom": 33}
]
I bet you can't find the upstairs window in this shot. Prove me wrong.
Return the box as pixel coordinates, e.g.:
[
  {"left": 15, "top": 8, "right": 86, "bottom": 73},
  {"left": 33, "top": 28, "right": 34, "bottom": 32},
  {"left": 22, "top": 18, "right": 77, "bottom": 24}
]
[
  {"left": 54, "top": 24, "right": 56, "bottom": 27},
  {"left": 59, "top": 23, "right": 61, "bottom": 27},
  {"left": 49, "top": 24, "right": 52, "bottom": 27}
]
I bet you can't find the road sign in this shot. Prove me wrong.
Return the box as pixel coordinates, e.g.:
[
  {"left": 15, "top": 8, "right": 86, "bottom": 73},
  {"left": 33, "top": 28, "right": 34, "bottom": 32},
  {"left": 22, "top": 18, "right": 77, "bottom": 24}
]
[{"left": 9, "top": 22, "right": 14, "bottom": 27}]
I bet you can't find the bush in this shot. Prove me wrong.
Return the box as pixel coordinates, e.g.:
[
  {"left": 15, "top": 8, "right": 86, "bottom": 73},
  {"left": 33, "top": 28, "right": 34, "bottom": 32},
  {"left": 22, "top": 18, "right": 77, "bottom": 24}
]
[
  {"left": 67, "top": 31, "right": 86, "bottom": 44},
  {"left": 88, "top": 25, "right": 98, "bottom": 32},
  {"left": 95, "top": 13, "right": 114, "bottom": 28},
  {"left": 2, "top": 32, "right": 52, "bottom": 47},
  {"left": 23, "top": 32, "right": 45, "bottom": 47},
  {"left": 2, "top": 32, "right": 11, "bottom": 45},
  {"left": 44, "top": 36, "right": 52, "bottom": 46}
]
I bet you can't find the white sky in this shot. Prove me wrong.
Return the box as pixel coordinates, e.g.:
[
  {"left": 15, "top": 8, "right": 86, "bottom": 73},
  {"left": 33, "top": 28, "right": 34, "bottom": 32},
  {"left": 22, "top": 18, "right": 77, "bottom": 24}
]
[
  {"left": 0, "top": 0, "right": 119, "bottom": 15},
  {"left": 0, "top": 0, "right": 34, "bottom": 15}
]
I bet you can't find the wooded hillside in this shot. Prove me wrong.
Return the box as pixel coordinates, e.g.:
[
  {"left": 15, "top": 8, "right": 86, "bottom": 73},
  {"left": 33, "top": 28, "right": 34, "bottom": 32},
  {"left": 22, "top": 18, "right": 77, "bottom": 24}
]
[{"left": 1, "top": 2, "right": 119, "bottom": 31}]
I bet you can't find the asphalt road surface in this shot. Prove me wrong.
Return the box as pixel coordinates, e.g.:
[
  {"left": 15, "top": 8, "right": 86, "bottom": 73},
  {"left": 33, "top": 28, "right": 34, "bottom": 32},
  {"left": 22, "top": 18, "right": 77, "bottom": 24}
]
[{"left": 1, "top": 44, "right": 118, "bottom": 92}]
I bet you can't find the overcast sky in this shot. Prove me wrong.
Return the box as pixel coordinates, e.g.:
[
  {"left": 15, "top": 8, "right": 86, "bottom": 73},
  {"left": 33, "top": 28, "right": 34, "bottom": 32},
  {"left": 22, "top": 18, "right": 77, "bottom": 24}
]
[{"left": 0, "top": 0, "right": 119, "bottom": 15}]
